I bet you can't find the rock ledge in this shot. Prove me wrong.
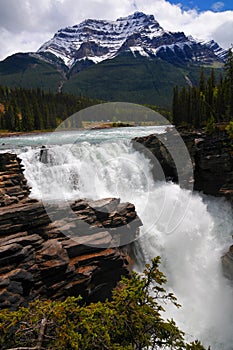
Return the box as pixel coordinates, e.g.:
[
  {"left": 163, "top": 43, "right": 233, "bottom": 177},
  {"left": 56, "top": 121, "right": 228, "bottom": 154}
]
[{"left": 0, "top": 153, "right": 142, "bottom": 310}]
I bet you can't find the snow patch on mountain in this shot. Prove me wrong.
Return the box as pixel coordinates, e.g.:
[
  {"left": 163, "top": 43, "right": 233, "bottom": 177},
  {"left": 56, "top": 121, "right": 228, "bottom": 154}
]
[
  {"left": 202, "top": 39, "right": 227, "bottom": 60},
  {"left": 130, "top": 46, "right": 150, "bottom": 57},
  {"left": 37, "top": 11, "right": 227, "bottom": 68}
]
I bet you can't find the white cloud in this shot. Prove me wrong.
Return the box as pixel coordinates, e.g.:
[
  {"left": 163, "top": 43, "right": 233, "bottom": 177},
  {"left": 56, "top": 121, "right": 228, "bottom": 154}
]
[
  {"left": 212, "top": 20, "right": 233, "bottom": 48},
  {"left": 211, "top": 2, "right": 225, "bottom": 12},
  {"left": 0, "top": 28, "right": 53, "bottom": 59},
  {"left": 133, "top": 0, "right": 233, "bottom": 48},
  {"left": 0, "top": 0, "right": 232, "bottom": 61}
]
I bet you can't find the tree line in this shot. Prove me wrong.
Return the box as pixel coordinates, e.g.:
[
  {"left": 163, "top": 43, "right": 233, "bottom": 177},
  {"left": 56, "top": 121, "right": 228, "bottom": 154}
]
[
  {"left": 0, "top": 85, "right": 172, "bottom": 132},
  {"left": 0, "top": 86, "right": 101, "bottom": 131},
  {"left": 2, "top": 49, "right": 233, "bottom": 133},
  {"left": 172, "top": 49, "right": 233, "bottom": 128}
]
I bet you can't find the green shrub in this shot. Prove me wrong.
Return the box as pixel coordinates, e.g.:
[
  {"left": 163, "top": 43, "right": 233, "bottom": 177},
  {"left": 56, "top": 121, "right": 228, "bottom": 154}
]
[
  {"left": 226, "top": 121, "right": 233, "bottom": 138},
  {"left": 0, "top": 257, "right": 206, "bottom": 350},
  {"left": 205, "top": 115, "right": 216, "bottom": 134}
]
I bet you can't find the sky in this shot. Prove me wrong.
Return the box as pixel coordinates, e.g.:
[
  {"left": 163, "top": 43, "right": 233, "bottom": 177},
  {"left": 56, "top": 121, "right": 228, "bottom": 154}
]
[
  {"left": 0, "top": 0, "right": 232, "bottom": 61},
  {"left": 169, "top": 0, "right": 232, "bottom": 11}
]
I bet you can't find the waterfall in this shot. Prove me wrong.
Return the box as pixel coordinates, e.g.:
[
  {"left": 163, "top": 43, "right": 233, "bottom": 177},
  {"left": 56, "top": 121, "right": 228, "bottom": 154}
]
[{"left": 19, "top": 138, "right": 233, "bottom": 350}]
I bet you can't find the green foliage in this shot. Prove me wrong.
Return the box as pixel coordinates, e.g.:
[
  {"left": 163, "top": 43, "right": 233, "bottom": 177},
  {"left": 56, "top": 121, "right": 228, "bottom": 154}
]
[
  {"left": 205, "top": 115, "right": 216, "bottom": 135},
  {"left": 0, "top": 84, "right": 172, "bottom": 132},
  {"left": 172, "top": 49, "right": 233, "bottom": 128},
  {"left": 143, "top": 104, "right": 172, "bottom": 122},
  {"left": 112, "top": 122, "right": 132, "bottom": 127},
  {"left": 0, "top": 257, "right": 206, "bottom": 350},
  {"left": 226, "top": 121, "right": 233, "bottom": 138},
  {"left": 63, "top": 53, "right": 206, "bottom": 109},
  {"left": 0, "top": 51, "right": 212, "bottom": 109},
  {"left": 0, "top": 85, "right": 101, "bottom": 131},
  {"left": 0, "top": 53, "right": 64, "bottom": 92}
]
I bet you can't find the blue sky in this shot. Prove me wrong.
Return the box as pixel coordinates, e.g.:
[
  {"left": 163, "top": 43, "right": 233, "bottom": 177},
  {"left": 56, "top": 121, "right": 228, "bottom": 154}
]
[
  {"left": 0, "top": 0, "right": 232, "bottom": 60},
  {"left": 169, "top": 0, "right": 232, "bottom": 12}
]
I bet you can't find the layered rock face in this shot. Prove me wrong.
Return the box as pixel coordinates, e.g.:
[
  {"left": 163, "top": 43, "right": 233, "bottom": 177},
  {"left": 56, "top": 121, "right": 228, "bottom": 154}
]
[
  {"left": 0, "top": 153, "right": 30, "bottom": 206},
  {"left": 133, "top": 129, "right": 233, "bottom": 202},
  {"left": 0, "top": 153, "right": 141, "bottom": 310},
  {"left": 192, "top": 132, "right": 233, "bottom": 202}
]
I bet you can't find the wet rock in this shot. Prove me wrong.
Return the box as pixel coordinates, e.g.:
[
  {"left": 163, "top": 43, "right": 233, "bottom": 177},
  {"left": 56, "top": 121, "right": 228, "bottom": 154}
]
[
  {"left": 0, "top": 153, "right": 142, "bottom": 310},
  {"left": 39, "top": 145, "right": 48, "bottom": 164},
  {"left": 222, "top": 245, "right": 233, "bottom": 280},
  {"left": 0, "top": 153, "right": 30, "bottom": 207},
  {"left": 88, "top": 198, "right": 120, "bottom": 213},
  {"left": 133, "top": 129, "right": 233, "bottom": 201},
  {"left": 192, "top": 133, "right": 233, "bottom": 199}
]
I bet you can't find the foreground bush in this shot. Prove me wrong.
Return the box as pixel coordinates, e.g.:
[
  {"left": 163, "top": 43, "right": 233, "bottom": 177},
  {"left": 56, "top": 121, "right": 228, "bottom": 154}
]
[{"left": 0, "top": 257, "right": 206, "bottom": 350}]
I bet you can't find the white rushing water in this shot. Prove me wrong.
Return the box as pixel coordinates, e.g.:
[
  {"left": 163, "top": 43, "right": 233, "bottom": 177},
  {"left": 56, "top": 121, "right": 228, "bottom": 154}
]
[{"left": 9, "top": 129, "right": 233, "bottom": 350}]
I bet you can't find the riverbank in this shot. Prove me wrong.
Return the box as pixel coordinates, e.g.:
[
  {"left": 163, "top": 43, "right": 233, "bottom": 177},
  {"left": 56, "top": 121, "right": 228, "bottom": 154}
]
[
  {"left": 0, "top": 130, "right": 55, "bottom": 138},
  {"left": 0, "top": 122, "right": 135, "bottom": 138}
]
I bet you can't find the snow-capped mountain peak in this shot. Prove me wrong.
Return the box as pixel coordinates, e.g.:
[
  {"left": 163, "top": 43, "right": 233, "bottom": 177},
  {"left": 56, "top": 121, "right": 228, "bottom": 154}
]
[{"left": 38, "top": 12, "right": 227, "bottom": 68}]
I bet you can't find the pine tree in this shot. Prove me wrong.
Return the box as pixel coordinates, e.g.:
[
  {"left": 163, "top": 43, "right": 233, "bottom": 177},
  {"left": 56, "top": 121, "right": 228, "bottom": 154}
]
[
  {"left": 199, "top": 67, "right": 206, "bottom": 93},
  {"left": 172, "top": 85, "right": 179, "bottom": 125},
  {"left": 224, "top": 48, "right": 233, "bottom": 119}
]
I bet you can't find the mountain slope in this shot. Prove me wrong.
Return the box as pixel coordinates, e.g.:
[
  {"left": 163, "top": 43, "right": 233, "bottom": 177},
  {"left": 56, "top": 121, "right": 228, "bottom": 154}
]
[
  {"left": 62, "top": 52, "right": 205, "bottom": 108},
  {"left": 0, "top": 53, "right": 64, "bottom": 91}
]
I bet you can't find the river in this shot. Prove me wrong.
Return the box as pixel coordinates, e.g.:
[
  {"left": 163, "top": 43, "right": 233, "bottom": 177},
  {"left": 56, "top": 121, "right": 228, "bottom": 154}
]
[{"left": 1, "top": 125, "right": 233, "bottom": 349}]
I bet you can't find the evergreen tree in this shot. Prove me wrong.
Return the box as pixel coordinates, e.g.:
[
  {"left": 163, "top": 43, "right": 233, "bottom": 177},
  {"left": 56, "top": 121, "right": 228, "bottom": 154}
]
[
  {"left": 172, "top": 50, "right": 233, "bottom": 127},
  {"left": 21, "top": 93, "right": 34, "bottom": 131},
  {"left": 224, "top": 48, "right": 233, "bottom": 119},
  {"left": 0, "top": 85, "right": 101, "bottom": 131},
  {"left": 172, "top": 85, "right": 179, "bottom": 125},
  {"left": 199, "top": 67, "right": 206, "bottom": 93}
]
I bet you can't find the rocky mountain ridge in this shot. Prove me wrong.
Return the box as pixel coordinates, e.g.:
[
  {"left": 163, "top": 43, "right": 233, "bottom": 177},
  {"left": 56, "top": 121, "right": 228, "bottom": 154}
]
[{"left": 37, "top": 12, "right": 227, "bottom": 69}]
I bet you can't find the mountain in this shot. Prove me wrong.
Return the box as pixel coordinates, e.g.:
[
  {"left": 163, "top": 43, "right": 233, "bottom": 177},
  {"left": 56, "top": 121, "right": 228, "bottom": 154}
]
[
  {"left": 0, "top": 12, "right": 227, "bottom": 108},
  {"left": 37, "top": 12, "right": 227, "bottom": 67}
]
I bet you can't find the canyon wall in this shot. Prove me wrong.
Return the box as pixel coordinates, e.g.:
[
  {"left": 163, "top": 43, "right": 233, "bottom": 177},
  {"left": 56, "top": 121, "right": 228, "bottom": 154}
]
[{"left": 133, "top": 129, "right": 233, "bottom": 280}]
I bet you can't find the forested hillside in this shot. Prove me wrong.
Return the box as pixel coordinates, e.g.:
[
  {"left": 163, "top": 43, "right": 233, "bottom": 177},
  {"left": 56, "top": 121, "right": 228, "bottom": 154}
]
[
  {"left": 1, "top": 49, "right": 232, "bottom": 133},
  {"left": 172, "top": 49, "right": 233, "bottom": 128},
  {"left": 0, "top": 87, "right": 100, "bottom": 131}
]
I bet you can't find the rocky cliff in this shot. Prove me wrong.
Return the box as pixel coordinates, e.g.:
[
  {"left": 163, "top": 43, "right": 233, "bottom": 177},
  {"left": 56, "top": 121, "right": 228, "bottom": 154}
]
[
  {"left": 133, "top": 128, "right": 233, "bottom": 203},
  {"left": 0, "top": 153, "right": 142, "bottom": 310},
  {"left": 133, "top": 128, "right": 233, "bottom": 281}
]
